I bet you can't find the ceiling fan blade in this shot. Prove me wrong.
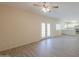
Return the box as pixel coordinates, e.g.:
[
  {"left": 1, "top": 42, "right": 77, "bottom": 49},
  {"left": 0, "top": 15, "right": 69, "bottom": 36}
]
[
  {"left": 53, "top": 6, "right": 59, "bottom": 8},
  {"left": 43, "top": 2, "right": 47, "bottom": 5},
  {"left": 33, "top": 4, "right": 41, "bottom": 7}
]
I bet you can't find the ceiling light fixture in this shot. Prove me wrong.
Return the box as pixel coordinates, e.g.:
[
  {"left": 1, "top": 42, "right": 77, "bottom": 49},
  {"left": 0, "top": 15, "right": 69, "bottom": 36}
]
[
  {"left": 33, "top": 2, "right": 58, "bottom": 13},
  {"left": 42, "top": 7, "right": 50, "bottom": 12}
]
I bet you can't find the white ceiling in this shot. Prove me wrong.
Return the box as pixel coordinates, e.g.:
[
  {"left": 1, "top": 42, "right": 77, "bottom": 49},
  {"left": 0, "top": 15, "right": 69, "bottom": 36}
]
[{"left": 1, "top": 2, "right": 79, "bottom": 20}]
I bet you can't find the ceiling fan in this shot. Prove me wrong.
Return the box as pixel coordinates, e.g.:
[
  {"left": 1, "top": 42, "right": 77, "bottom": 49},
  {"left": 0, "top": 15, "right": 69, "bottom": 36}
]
[{"left": 33, "top": 2, "right": 59, "bottom": 12}]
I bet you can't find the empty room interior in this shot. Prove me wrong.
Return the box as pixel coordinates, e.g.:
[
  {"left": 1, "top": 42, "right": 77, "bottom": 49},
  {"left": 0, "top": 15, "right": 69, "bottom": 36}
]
[{"left": 0, "top": 2, "right": 79, "bottom": 57}]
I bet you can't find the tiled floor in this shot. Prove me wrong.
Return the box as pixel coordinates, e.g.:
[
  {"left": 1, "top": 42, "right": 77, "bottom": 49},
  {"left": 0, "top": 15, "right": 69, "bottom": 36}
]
[{"left": 0, "top": 35, "right": 79, "bottom": 57}]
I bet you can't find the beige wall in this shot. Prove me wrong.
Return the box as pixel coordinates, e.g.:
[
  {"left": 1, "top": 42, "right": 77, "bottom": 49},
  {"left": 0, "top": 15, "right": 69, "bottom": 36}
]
[{"left": 0, "top": 5, "right": 59, "bottom": 51}]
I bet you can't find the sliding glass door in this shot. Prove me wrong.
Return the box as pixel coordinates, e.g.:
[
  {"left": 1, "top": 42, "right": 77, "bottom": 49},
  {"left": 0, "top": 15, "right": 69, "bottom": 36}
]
[
  {"left": 41, "top": 23, "right": 46, "bottom": 38},
  {"left": 41, "top": 23, "right": 51, "bottom": 38}
]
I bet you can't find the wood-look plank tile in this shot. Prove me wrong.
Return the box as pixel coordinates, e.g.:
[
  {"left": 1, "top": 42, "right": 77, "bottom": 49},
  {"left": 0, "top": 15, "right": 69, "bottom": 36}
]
[{"left": 0, "top": 35, "right": 79, "bottom": 57}]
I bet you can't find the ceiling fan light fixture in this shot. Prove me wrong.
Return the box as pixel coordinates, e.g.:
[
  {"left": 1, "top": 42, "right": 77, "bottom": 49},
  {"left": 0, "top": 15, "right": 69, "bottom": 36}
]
[
  {"left": 42, "top": 8, "right": 47, "bottom": 12},
  {"left": 47, "top": 8, "right": 50, "bottom": 11},
  {"left": 42, "top": 7, "right": 50, "bottom": 12},
  {"left": 33, "top": 2, "right": 58, "bottom": 13}
]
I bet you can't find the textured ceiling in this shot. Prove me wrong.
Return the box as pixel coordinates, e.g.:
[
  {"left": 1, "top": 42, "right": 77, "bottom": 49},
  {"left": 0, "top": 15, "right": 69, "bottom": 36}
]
[{"left": 1, "top": 2, "right": 79, "bottom": 20}]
